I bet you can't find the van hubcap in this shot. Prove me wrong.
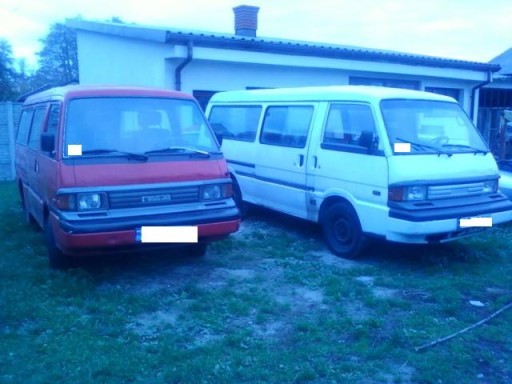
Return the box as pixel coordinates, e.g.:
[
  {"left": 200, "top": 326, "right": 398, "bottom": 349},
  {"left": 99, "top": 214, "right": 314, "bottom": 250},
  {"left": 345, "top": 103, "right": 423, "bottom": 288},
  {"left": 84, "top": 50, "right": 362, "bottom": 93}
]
[{"left": 334, "top": 218, "right": 353, "bottom": 245}]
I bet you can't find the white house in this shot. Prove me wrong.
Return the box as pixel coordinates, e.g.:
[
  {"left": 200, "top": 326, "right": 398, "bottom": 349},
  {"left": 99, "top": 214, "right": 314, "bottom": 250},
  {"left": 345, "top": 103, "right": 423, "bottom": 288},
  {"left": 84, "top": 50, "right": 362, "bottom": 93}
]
[{"left": 67, "top": 5, "right": 499, "bottom": 118}]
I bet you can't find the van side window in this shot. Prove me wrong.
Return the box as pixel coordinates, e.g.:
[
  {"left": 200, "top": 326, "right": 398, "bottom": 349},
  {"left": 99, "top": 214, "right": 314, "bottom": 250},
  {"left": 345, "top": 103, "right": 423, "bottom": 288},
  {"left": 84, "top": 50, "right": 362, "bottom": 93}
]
[
  {"left": 322, "top": 104, "right": 378, "bottom": 153},
  {"left": 47, "top": 104, "right": 60, "bottom": 135},
  {"left": 43, "top": 104, "right": 60, "bottom": 157},
  {"left": 28, "top": 108, "right": 47, "bottom": 151},
  {"left": 209, "top": 106, "right": 261, "bottom": 142},
  {"left": 16, "top": 110, "right": 34, "bottom": 145},
  {"left": 260, "top": 106, "right": 313, "bottom": 148}
]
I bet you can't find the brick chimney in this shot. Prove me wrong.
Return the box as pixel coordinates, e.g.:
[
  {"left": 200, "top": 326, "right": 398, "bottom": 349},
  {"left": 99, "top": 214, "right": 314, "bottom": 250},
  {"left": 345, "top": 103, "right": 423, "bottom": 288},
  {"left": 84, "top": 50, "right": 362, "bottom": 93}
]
[{"left": 233, "top": 5, "right": 259, "bottom": 37}]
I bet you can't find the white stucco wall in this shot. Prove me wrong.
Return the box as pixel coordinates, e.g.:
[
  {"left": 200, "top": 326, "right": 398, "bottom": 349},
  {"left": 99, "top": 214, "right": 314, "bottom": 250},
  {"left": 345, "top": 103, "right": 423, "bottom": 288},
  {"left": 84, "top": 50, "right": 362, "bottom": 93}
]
[
  {"left": 172, "top": 59, "right": 350, "bottom": 92},
  {"left": 191, "top": 46, "right": 489, "bottom": 82},
  {"left": 172, "top": 58, "right": 479, "bottom": 114},
  {"left": 77, "top": 31, "right": 170, "bottom": 86}
]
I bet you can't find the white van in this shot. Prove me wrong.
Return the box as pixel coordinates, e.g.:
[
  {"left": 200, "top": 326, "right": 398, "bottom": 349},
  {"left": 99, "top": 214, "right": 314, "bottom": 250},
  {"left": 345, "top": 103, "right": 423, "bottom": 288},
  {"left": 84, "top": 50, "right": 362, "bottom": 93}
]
[{"left": 206, "top": 86, "right": 512, "bottom": 258}]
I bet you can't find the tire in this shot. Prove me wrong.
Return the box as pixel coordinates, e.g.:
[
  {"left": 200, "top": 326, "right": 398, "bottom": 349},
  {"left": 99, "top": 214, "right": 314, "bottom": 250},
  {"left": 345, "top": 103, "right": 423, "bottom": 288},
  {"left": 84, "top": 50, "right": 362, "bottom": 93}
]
[
  {"left": 232, "top": 178, "right": 249, "bottom": 218},
  {"left": 188, "top": 243, "right": 208, "bottom": 257},
  {"left": 322, "top": 202, "right": 366, "bottom": 259},
  {"left": 44, "top": 219, "right": 71, "bottom": 269}
]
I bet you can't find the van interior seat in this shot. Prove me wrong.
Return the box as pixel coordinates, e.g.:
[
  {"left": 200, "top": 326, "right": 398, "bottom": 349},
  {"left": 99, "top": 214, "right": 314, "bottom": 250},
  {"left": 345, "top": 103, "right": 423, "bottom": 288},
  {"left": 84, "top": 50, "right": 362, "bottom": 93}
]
[{"left": 134, "top": 110, "right": 173, "bottom": 150}]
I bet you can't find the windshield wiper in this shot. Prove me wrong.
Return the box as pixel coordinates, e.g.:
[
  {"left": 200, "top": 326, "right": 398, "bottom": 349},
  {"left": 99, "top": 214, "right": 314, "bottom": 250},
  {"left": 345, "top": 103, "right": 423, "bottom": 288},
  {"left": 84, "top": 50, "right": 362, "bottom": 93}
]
[
  {"left": 80, "top": 149, "right": 148, "bottom": 161},
  {"left": 441, "top": 144, "right": 488, "bottom": 155},
  {"left": 144, "top": 147, "right": 211, "bottom": 157},
  {"left": 395, "top": 137, "right": 451, "bottom": 157}
]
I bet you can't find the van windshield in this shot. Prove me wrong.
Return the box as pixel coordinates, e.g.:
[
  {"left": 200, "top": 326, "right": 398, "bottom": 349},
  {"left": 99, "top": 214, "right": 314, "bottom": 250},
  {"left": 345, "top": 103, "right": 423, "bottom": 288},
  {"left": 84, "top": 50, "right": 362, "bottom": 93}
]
[
  {"left": 64, "top": 97, "right": 218, "bottom": 157},
  {"left": 381, "top": 99, "right": 488, "bottom": 155}
]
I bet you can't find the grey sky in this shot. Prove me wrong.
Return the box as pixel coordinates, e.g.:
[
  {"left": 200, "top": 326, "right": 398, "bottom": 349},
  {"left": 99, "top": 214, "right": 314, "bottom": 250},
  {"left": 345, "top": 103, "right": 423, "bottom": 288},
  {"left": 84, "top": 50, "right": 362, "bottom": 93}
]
[{"left": 1, "top": 0, "right": 511, "bottom": 70}]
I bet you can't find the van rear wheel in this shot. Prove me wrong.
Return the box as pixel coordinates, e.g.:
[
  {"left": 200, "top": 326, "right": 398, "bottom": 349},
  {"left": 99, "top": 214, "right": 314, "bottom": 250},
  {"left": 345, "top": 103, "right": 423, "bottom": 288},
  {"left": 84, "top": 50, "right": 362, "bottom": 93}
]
[
  {"left": 44, "top": 219, "right": 71, "bottom": 269},
  {"left": 21, "top": 188, "right": 38, "bottom": 229},
  {"left": 322, "top": 202, "right": 365, "bottom": 259}
]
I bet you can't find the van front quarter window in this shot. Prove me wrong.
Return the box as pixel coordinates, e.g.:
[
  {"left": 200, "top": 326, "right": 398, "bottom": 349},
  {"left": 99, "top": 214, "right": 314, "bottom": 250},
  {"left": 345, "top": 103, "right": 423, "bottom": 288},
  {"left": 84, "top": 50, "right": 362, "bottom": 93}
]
[
  {"left": 323, "top": 103, "right": 379, "bottom": 151},
  {"left": 381, "top": 99, "right": 488, "bottom": 155}
]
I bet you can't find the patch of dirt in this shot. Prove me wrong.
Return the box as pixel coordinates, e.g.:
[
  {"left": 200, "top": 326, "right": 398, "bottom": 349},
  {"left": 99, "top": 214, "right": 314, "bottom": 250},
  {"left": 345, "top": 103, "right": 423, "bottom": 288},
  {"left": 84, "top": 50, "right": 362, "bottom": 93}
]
[
  {"left": 313, "top": 250, "right": 359, "bottom": 269},
  {"left": 99, "top": 211, "right": 410, "bottom": 356},
  {"left": 355, "top": 275, "right": 399, "bottom": 299},
  {"left": 127, "top": 309, "right": 179, "bottom": 338},
  {"left": 344, "top": 300, "right": 372, "bottom": 322}
]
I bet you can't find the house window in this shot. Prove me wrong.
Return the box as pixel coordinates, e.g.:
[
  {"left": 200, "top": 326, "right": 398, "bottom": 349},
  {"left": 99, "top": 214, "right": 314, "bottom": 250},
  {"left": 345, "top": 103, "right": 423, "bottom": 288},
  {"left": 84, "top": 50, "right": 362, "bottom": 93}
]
[
  {"left": 208, "top": 105, "right": 262, "bottom": 142},
  {"left": 350, "top": 77, "right": 420, "bottom": 90},
  {"left": 193, "top": 90, "right": 219, "bottom": 111},
  {"left": 260, "top": 106, "right": 313, "bottom": 148},
  {"left": 246, "top": 87, "right": 272, "bottom": 90},
  {"left": 425, "top": 87, "right": 462, "bottom": 103}
]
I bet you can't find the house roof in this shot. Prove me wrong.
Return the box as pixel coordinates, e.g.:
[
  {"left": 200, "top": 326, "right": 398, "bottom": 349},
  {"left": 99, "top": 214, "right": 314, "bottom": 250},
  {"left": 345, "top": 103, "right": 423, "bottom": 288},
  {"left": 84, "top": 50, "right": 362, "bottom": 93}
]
[
  {"left": 490, "top": 47, "right": 512, "bottom": 77},
  {"left": 67, "top": 19, "right": 500, "bottom": 73}
]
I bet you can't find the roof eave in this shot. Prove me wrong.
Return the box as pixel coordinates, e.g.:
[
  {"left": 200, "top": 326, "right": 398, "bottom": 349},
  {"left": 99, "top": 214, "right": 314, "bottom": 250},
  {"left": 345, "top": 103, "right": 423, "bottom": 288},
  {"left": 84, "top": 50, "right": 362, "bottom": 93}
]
[{"left": 165, "top": 32, "right": 500, "bottom": 73}]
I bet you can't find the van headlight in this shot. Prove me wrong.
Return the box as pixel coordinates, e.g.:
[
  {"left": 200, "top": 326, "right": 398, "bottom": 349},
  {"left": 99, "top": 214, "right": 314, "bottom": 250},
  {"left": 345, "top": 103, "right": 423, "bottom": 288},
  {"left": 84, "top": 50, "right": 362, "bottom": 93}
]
[
  {"left": 201, "top": 184, "right": 232, "bottom": 200},
  {"left": 388, "top": 186, "right": 427, "bottom": 202},
  {"left": 483, "top": 180, "right": 498, "bottom": 193},
  {"left": 202, "top": 185, "right": 222, "bottom": 200},
  {"left": 57, "top": 192, "right": 108, "bottom": 211},
  {"left": 77, "top": 193, "right": 105, "bottom": 210}
]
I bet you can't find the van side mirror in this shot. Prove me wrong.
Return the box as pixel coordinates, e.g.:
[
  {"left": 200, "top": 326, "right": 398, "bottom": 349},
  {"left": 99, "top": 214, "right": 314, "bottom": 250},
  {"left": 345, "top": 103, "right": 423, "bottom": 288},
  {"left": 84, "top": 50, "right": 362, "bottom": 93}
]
[{"left": 41, "top": 132, "right": 55, "bottom": 153}]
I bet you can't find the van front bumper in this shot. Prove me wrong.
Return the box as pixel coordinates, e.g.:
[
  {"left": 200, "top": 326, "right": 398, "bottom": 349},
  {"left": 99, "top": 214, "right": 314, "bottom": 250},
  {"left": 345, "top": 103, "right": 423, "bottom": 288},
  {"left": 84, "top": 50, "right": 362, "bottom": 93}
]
[
  {"left": 385, "top": 195, "right": 512, "bottom": 243},
  {"left": 50, "top": 203, "right": 240, "bottom": 254}
]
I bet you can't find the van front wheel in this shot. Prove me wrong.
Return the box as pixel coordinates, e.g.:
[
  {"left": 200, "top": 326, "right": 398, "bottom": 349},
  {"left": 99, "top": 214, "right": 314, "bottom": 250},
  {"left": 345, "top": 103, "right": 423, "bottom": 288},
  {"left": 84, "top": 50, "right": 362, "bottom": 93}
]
[
  {"left": 322, "top": 202, "right": 365, "bottom": 259},
  {"left": 232, "top": 179, "right": 248, "bottom": 218},
  {"left": 44, "top": 219, "right": 71, "bottom": 269}
]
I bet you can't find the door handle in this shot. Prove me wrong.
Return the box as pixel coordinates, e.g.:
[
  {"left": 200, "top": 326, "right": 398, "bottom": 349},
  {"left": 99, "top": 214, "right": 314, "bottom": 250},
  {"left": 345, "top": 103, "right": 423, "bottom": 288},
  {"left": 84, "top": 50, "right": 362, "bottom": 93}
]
[
  {"left": 298, "top": 154, "right": 304, "bottom": 167},
  {"left": 313, "top": 155, "right": 319, "bottom": 169},
  {"left": 34, "top": 160, "right": 39, "bottom": 173}
]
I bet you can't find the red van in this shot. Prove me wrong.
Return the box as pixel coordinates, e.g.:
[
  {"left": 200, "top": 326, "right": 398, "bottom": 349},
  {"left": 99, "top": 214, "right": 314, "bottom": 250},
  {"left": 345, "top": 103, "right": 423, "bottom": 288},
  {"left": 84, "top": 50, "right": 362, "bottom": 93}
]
[{"left": 15, "top": 85, "right": 240, "bottom": 268}]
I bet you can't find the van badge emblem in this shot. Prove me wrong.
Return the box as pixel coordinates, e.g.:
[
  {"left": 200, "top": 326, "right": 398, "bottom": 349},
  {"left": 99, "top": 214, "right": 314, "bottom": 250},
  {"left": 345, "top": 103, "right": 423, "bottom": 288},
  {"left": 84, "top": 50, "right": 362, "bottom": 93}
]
[{"left": 142, "top": 194, "right": 172, "bottom": 203}]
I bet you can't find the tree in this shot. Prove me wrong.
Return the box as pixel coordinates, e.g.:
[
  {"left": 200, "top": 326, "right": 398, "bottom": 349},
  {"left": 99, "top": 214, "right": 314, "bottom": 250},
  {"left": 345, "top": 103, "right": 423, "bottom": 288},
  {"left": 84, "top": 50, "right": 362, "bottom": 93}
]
[
  {"left": 35, "top": 23, "right": 79, "bottom": 87},
  {"left": 0, "top": 39, "right": 16, "bottom": 100}
]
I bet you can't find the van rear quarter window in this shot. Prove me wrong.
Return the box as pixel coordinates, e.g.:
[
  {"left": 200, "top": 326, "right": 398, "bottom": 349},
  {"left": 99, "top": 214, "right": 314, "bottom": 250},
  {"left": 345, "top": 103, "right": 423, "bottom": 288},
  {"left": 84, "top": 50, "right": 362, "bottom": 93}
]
[
  {"left": 16, "top": 109, "right": 33, "bottom": 145},
  {"left": 208, "top": 105, "right": 261, "bottom": 142},
  {"left": 64, "top": 97, "right": 216, "bottom": 156},
  {"left": 260, "top": 106, "right": 313, "bottom": 148},
  {"left": 28, "top": 108, "right": 47, "bottom": 150}
]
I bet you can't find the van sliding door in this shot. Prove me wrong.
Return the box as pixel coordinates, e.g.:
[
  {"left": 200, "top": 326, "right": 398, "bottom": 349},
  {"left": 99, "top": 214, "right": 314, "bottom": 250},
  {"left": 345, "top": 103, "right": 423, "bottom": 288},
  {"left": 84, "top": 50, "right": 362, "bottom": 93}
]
[{"left": 255, "top": 104, "right": 315, "bottom": 219}]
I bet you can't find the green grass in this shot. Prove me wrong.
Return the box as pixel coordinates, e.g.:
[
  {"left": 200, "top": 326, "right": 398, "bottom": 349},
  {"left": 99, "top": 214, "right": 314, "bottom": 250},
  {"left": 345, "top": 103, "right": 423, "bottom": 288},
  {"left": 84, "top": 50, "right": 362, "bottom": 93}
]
[{"left": 1, "top": 181, "right": 512, "bottom": 383}]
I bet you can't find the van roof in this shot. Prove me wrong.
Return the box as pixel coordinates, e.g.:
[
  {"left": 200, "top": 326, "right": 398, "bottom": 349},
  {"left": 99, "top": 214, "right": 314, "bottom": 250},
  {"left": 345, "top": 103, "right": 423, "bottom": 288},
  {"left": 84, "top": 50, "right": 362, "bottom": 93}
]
[
  {"left": 208, "top": 85, "right": 456, "bottom": 104},
  {"left": 23, "top": 84, "right": 194, "bottom": 104}
]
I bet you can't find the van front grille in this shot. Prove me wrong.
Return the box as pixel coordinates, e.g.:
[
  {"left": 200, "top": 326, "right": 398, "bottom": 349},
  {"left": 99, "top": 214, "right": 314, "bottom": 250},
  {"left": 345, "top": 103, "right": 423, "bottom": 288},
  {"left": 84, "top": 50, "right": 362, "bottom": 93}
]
[
  {"left": 108, "top": 186, "right": 200, "bottom": 209},
  {"left": 428, "top": 182, "right": 486, "bottom": 200}
]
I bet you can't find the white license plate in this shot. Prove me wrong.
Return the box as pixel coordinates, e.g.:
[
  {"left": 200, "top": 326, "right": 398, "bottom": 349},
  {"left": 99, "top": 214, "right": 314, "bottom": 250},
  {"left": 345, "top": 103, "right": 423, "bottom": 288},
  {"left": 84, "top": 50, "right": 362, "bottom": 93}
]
[
  {"left": 458, "top": 216, "right": 492, "bottom": 229},
  {"left": 135, "top": 226, "right": 198, "bottom": 243}
]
